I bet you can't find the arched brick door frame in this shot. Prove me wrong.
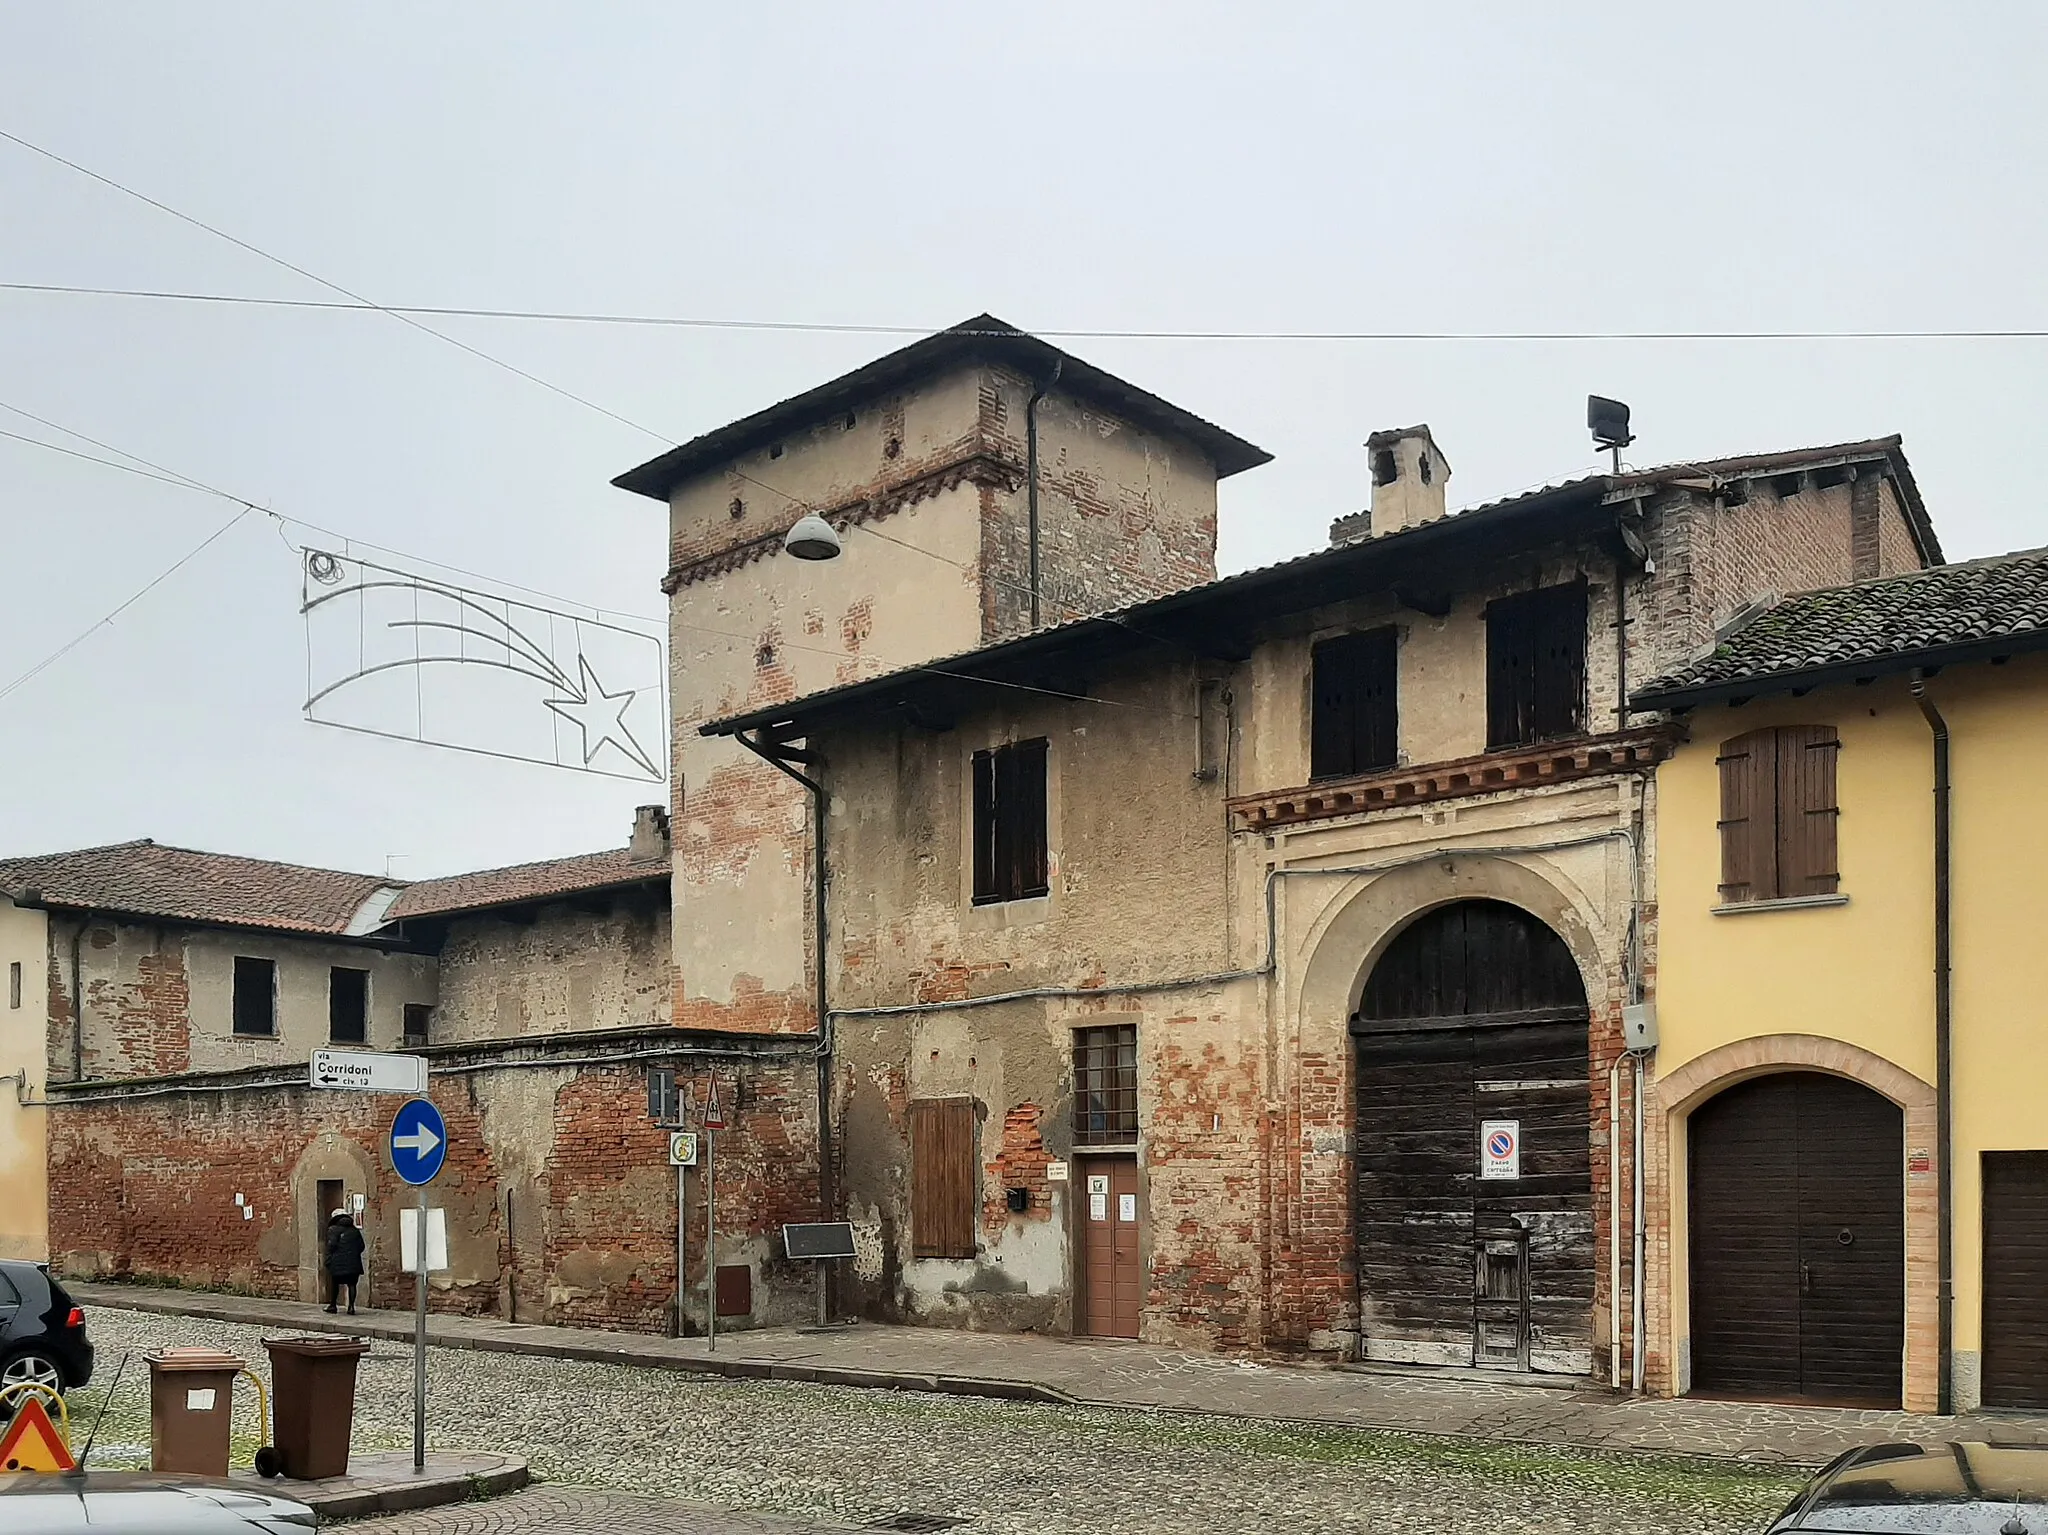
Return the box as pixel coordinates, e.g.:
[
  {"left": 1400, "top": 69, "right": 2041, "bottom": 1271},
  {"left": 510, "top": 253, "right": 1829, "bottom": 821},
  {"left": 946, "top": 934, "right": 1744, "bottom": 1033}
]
[{"left": 1651, "top": 1033, "right": 1938, "bottom": 1411}]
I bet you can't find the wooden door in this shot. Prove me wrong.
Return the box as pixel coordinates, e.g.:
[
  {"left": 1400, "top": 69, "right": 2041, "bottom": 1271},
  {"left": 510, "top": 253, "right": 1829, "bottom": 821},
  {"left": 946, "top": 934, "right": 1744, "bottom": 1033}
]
[
  {"left": 1689, "top": 1072, "right": 1903, "bottom": 1406},
  {"left": 1080, "top": 1156, "right": 1140, "bottom": 1338},
  {"left": 1982, "top": 1151, "right": 2048, "bottom": 1409},
  {"left": 1354, "top": 1019, "right": 1592, "bottom": 1371}
]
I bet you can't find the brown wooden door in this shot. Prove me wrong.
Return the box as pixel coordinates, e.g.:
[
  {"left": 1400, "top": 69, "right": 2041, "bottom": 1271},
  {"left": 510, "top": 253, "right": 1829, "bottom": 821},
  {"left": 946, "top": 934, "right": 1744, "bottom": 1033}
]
[
  {"left": 1080, "top": 1157, "right": 1140, "bottom": 1338},
  {"left": 1689, "top": 1072, "right": 1903, "bottom": 1406},
  {"left": 1982, "top": 1151, "right": 2048, "bottom": 1409}
]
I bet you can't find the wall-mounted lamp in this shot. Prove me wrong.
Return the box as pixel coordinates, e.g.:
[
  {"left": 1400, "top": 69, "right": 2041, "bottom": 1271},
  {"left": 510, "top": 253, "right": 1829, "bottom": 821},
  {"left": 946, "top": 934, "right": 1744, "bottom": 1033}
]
[{"left": 783, "top": 514, "right": 842, "bottom": 561}]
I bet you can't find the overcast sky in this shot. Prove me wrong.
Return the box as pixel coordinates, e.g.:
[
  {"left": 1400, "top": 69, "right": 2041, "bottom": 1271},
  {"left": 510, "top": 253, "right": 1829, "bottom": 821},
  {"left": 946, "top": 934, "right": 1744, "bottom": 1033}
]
[{"left": 4, "top": 3, "right": 2045, "bottom": 878}]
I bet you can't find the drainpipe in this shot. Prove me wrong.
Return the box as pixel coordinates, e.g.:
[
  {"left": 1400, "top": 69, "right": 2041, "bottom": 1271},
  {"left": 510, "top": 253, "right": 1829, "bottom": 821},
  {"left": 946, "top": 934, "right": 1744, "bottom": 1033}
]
[
  {"left": 70, "top": 918, "right": 84, "bottom": 1083},
  {"left": 735, "top": 730, "right": 836, "bottom": 1326},
  {"left": 1608, "top": 1053, "right": 1624, "bottom": 1389},
  {"left": 1025, "top": 361, "right": 1063, "bottom": 632},
  {"left": 1911, "top": 669, "right": 1954, "bottom": 1415},
  {"left": 1632, "top": 1052, "right": 1647, "bottom": 1394}
]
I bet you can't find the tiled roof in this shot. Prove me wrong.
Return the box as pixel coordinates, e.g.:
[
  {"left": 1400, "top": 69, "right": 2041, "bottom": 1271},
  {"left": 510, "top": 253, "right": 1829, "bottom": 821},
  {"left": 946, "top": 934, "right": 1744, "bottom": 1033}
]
[
  {"left": 0, "top": 840, "right": 394, "bottom": 936},
  {"left": 706, "top": 436, "right": 1933, "bottom": 739},
  {"left": 384, "top": 848, "right": 666, "bottom": 922},
  {"left": 1634, "top": 547, "right": 2048, "bottom": 706},
  {"left": 612, "top": 313, "right": 1273, "bottom": 499}
]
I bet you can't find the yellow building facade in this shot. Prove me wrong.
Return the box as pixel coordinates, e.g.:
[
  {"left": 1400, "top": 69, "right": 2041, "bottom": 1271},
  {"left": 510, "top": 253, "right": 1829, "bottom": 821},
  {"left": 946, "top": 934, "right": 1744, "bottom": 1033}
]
[
  {"left": 1639, "top": 552, "right": 2048, "bottom": 1414},
  {"left": 0, "top": 895, "right": 49, "bottom": 1259}
]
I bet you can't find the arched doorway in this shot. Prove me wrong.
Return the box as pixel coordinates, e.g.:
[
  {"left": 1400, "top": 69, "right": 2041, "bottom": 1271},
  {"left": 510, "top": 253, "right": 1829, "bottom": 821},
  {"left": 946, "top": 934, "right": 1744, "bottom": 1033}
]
[
  {"left": 1688, "top": 1072, "right": 1904, "bottom": 1406},
  {"left": 1352, "top": 899, "right": 1593, "bottom": 1374}
]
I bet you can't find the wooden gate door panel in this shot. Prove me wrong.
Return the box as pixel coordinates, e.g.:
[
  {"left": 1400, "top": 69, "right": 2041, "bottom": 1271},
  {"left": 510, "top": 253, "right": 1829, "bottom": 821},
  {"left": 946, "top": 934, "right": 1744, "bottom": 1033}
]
[
  {"left": 1982, "top": 1151, "right": 2048, "bottom": 1409},
  {"left": 1079, "top": 1155, "right": 1141, "bottom": 1339},
  {"left": 1794, "top": 1075, "right": 1904, "bottom": 1406},
  {"left": 1356, "top": 1029, "right": 1477, "bottom": 1362},
  {"left": 1688, "top": 1072, "right": 1902, "bottom": 1406},
  {"left": 1474, "top": 1019, "right": 1593, "bottom": 1374}
]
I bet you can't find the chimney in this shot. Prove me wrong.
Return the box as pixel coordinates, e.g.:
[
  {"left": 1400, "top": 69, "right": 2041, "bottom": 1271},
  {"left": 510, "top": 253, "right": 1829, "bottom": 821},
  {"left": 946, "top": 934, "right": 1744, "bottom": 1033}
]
[
  {"left": 629, "top": 805, "right": 672, "bottom": 864},
  {"left": 1363, "top": 425, "right": 1451, "bottom": 538}
]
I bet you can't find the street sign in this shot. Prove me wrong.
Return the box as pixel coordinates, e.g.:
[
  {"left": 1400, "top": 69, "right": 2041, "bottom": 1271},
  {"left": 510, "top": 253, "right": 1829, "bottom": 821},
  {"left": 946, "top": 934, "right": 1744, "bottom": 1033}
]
[
  {"left": 1480, "top": 1119, "right": 1521, "bottom": 1181},
  {"left": 389, "top": 1097, "right": 448, "bottom": 1186},
  {"left": 782, "top": 1221, "right": 857, "bottom": 1260},
  {"left": 311, "top": 1048, "right": 427, "bottom": 1095},
  {"left": 668, "top": 1131, "right": 699, "bottom": 1167},
  {"left": 400, "top": 1206, "right": 449, "bottom": 1272},
  {"left": 702, "top": 1077, "right": 725, "bottom": 1130}
]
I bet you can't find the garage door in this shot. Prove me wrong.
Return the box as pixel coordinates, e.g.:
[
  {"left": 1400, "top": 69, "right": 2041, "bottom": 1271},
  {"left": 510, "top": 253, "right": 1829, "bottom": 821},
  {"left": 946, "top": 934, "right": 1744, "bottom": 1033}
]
[
  {"left": 1689, "top": 1072, "right": 1903, "bottom": 1406},
  {"left": 1981, "top": 1151, "right": 2048, "bottom": 1410}
]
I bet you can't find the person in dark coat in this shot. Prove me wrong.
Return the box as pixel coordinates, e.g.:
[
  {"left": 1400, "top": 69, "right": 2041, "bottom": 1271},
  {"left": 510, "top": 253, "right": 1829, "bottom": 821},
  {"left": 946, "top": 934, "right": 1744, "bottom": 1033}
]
[{"left": 324, "top": 1209, "right": 365, "bottom": 1314}]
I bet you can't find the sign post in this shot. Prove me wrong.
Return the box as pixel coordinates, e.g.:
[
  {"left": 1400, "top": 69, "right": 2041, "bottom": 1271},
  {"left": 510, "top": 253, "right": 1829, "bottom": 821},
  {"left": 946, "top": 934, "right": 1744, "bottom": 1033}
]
[
  {"left": 389, "top": 1096, "right": 448, "bottom": 1472},
  {"left": 668, "top": 1130, "right": 697, "bottom": 1340},
  {"left": 703, "top": 1077, "right": 724, "bottom": 1352}
]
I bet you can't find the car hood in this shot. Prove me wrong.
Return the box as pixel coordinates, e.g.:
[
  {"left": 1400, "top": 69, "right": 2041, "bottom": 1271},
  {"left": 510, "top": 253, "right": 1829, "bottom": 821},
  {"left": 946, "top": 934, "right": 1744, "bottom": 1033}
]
[{"left": 0, "top": 1471, "right": 317, "bottom": 1531}]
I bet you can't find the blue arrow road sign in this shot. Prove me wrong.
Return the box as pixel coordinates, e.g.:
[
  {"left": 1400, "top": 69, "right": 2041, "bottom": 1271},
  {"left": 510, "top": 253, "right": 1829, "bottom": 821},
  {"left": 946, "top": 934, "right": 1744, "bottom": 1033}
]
[{"left": 389, "top": 1097, "right": 447, "bottom": 1186}]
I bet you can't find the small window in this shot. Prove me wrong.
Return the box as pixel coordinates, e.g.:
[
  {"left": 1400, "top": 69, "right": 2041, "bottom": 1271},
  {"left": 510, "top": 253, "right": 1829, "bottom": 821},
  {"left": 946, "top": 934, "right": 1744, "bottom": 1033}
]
[
  {"left": 909, "top": 1098, "right": 977, "bottom": 1258},
  {"left": 1074, "top": 1024, "right": 1138, "bottom": 1145},
  {"left": 971, "top": 739, "right": 1049, "bottom": 905},
  {"left": 1717, "top": 726, "right": 1841, "bottom": 903},
  {"left": 1371, "top": 448, "right": 1398, "bottom": 487},
  {"left": 1310, "top": 627, "right": 1399, "bottom": 780},
  {"left": 1485, "top": 582, "right": 1588, "bottom": 749},
  {"left": 7, "top": 961, "right": 19, "bottom": 1010},
  {"left": 403, "top": 1003, "right": 433, "bottom": 1045},
  {"left": 232, "top": 957, "right": 276, "bottom": 1037},
  {"left": 328, "top": 966, "right": 370, "bottom": 1044},
  {"left": 768, "top": 442, "right": 784, "bottom": 460},
  {"left": 729, "top": 497, "right": 745, "bottom": 520}
]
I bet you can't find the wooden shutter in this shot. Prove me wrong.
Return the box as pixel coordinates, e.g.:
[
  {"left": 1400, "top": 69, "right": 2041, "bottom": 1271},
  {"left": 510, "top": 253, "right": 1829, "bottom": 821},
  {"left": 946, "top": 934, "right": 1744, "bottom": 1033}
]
[
  {"left": 980, "top": 739, "right": 1048, "bottom": 903},
  {"left": 971, "top": 748, "right": 997, "bottom": 902},
  {"left": 1311, "top": 629, "right": 1399, "bottom": 779},
  {"left": 910, "top": 1098, "right": 978, "bottom": 1258},
  {"left": 1486, "top": 584, "right": 1586, "bottom": 748},
  {"left": 1776, "top": 725, "right": 1841, "bottom": 897},
  {"left": 1717, "top": 730, "right": 1777, "bottom": 902}
]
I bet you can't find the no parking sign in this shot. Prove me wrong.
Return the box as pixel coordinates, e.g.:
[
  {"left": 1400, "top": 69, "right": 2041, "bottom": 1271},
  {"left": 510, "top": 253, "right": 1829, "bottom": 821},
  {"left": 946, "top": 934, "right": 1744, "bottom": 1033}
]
[{"left": 1480, "top": 1119, "right": 1521, "bottom": 1181}]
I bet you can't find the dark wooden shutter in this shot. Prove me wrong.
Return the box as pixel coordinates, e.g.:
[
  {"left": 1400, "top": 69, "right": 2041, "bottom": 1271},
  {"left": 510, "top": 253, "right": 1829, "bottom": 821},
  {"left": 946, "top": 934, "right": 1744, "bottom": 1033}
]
[
  {"left": 975, "top": 741, "right": 1048, "bottom": 905},
  {"left": 1717, "top": 730, "right": 1777, "bottom": 903},
  {"left": 1982, "top": 1151, "right": 2048, "bottom": 1409},
  {"left": 971, "top": 748, "right": 997, "bottom": 902},
  {"left": 1777, "top": 726, "right": 1840, "bottom": 898},
  {"left": 1486, "top": 584, "right": 1587, "bottom": 748},
  {"left": 910, "top": 1098, "right": 978, "bottom": 1258},
  {"left": 1311, "top": 628, "right": 1399, "bottom": 780}
]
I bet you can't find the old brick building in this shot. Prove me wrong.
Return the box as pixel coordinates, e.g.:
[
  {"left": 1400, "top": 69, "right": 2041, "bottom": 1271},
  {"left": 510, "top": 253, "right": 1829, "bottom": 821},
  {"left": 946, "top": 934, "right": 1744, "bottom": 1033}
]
[
  {"left": 0, "top": 808, "right": 821, "bottom": 1333},
  {"left": 692, "top": 373, "right": 1937, "bottom": 1385}
]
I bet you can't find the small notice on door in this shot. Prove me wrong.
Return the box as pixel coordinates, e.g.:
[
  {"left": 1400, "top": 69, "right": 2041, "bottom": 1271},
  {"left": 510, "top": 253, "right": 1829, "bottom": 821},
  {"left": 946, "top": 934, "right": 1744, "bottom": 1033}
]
[
  {"left": 1118, "top": 1193, "right": 1137, "bottom": 1222},
  {"left": 1480, "top": 1119, "right": 1521, "bottom": 1180},
  {"left": 1087, "top": 1174, "right": 1109, "bottom": 1196},
  {"left": 1090, "top": 1192, "right": 1108, "bottom": 1221}
]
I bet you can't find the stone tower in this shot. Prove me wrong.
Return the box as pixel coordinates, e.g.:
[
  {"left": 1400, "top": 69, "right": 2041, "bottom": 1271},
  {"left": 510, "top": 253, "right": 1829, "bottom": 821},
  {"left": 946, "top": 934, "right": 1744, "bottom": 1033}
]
[{"left": 611, "top": 316, "right": 1270, "bottom": 1038}]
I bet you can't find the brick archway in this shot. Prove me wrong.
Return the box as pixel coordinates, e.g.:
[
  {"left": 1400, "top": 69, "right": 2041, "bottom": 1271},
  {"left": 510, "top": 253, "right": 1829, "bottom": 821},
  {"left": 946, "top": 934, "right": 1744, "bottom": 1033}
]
[{"left": 1651, "top": 1033, "right": 1938, "bottom": 1411}]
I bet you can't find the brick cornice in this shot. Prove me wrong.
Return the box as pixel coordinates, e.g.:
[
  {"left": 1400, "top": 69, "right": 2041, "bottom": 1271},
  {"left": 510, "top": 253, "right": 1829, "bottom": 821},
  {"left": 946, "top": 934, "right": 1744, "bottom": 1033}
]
[
  {"left": 1228, "top": 725, "right": 1683, "bottom": 833},
  {"left": 660, "top": 452, "right": 1025, "bottom": 595}
]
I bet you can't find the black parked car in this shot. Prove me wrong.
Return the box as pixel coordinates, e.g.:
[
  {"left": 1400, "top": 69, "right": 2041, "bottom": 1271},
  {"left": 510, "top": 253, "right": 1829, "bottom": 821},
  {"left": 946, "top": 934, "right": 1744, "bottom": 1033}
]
[
  {"left": 0, "top": 1261, "right": 94, "bottom": 1401},
  {"left": 1769, "top": 1441, "right": 2047, "bottom": 1533}
]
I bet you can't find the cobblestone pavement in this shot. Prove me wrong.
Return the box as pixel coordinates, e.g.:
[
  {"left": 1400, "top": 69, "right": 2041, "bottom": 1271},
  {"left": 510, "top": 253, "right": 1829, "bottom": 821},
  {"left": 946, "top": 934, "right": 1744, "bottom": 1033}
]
[
  {"left": 70, "top": 1308, "right": 1804, "bottom": 1535},
  {"left": 76, "top": 1280, "right": 2048, "bottom": 1467},
  {"left": 350, "top": 1486, "right": 845, "bottom": 1534}
]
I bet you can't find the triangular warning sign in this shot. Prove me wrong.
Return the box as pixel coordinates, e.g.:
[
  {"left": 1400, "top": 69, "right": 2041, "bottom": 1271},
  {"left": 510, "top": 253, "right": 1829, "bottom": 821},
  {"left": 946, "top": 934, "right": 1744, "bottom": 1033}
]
[{"left": 0, "top": 1395, "right": 74, "bottom": 1472}]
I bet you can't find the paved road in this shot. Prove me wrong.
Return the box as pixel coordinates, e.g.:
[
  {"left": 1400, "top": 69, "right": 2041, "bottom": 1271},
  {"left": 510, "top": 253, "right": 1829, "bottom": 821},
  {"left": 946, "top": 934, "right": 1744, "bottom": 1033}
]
[
  {"left": 353, "top": 1486, "right": 846, "bottom": 1534},
  {"left": 77, "top": 1309, "right": 1800, "bottom": 1534}
]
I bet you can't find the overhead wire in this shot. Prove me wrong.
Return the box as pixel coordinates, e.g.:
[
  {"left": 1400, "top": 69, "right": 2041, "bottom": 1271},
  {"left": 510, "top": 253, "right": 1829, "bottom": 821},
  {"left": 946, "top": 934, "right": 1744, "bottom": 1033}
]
[
  {"left": 8, "top": 279, "right": 2048, "bottom": 342},
  {"left": 0, "top": 129, "right": 670, "bottom": 443}
]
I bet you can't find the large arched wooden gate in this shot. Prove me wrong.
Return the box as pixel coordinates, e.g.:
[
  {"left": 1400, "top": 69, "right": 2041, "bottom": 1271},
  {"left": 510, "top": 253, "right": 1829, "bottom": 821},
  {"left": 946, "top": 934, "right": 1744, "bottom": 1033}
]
[{"left": 1351, "top": 899, "right": 1594, "bottom": 1374}]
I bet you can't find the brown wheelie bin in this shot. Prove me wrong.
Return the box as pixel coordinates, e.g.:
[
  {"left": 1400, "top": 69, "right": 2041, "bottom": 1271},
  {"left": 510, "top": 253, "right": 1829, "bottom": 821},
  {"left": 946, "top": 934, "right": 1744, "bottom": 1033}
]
[
  {"left": 146, "top": 1347, "right": 246, "bottom": 1476},
  {"left": 263, "top": 1335, "right": 371, "bottom": 1479}
]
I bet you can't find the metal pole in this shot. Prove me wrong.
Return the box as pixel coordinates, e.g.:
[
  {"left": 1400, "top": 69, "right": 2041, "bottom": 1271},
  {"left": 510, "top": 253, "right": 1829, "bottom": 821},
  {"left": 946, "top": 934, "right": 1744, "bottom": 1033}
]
[
  {"left": 413, "top": 1185, "right": 427, "bottom": 1471},
  {"left": 706, "top": 1127, "right": 717, "bottom": 1352},
  {"left": 675, "top": 1157, "right": 687, "bottom": 1340}
]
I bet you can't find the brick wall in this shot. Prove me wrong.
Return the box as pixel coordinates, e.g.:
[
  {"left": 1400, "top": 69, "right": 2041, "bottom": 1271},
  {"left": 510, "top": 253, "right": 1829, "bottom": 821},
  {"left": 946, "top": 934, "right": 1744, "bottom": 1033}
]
[{"left": 46, "top": 1046, "right": 820, "bottom": 1335}]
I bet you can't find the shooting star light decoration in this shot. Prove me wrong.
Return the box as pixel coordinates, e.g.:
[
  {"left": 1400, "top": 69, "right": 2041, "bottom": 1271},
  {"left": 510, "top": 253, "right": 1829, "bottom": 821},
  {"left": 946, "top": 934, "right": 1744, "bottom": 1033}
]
[{"left": 300, "top": 549, "right": 665, "bottom": 782}]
